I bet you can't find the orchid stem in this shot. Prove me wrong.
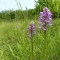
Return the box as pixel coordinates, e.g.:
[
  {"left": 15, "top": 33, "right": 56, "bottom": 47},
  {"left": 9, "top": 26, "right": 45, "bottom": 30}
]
[
  {"left": 31, "top": 36, "right": 33, "bottom": 60},
  {"left": 43, "top": 30, "right": 46, "bottom": 60}
]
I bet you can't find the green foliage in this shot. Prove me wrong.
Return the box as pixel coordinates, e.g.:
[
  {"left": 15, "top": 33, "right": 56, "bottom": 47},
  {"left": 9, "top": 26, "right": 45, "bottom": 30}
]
[
  {"left": 0, "top": 9, "right": 36, "bottom": 21},
  {"left": 35, "top": 0, "right": 60, "bottom": 18},
  {"left": 0, "top": 18, "right": 60, "bottom": 60}
]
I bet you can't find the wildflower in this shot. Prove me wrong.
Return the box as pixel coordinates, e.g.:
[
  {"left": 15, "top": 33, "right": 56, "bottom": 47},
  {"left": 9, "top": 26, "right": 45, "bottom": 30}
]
[
  {"left": 27, "top": 21, "right": 36, "bottom": 38},
  {"left": 16, "top": 26, "right": 19, "bottom": 29},
  {"left": 39, "top": 7, "right": 52, "bottom": 30}
]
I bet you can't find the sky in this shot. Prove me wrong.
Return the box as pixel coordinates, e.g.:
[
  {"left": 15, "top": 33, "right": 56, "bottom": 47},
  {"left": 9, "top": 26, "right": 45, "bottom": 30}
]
[{"left": 0, "top": 0, "right": 36, "bottom": 12}]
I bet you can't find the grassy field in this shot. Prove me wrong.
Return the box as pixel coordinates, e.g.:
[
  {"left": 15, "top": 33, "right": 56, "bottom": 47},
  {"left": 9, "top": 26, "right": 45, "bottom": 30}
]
[{"left": 0, "top": 18, "right": 60, "bottom": 60}]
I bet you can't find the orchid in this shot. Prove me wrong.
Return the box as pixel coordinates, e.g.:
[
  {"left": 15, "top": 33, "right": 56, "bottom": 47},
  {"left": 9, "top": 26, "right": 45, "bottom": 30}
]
[
  {"left": 39, "top": 7, "right": 52, "bottom": 30},
  {"left": 28, "top": 21, "right": 36, "bottom": 38}
]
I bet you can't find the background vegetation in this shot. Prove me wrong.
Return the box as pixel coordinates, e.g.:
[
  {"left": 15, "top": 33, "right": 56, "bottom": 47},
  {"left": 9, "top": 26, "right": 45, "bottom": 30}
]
[{"left": 0, "top": 0, "right": 60, "bottom": 20}]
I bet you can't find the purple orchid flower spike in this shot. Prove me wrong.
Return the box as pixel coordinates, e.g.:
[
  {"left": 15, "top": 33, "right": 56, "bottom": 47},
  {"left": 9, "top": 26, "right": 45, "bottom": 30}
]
[
  {"left": 39, "top": 7, "right": 52, "bottom": 30},
  {"left": 27, "top": 21, "right": 36, "bottom": 38}
]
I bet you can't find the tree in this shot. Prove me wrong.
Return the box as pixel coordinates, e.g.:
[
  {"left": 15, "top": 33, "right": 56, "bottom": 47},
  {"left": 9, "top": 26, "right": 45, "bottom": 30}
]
[{"left": 35, "top": 0, "right": 60, "bottom": 18}]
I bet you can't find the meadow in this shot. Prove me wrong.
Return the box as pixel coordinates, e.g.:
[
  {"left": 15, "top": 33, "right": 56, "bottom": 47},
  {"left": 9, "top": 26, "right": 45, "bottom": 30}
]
[{"left": 0, "top": 18, "right": 60, "bottom": 60}]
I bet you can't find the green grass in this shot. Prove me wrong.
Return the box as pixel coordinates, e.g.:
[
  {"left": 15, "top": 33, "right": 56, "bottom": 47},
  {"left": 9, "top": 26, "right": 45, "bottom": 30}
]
[{"left": 0, "top": 18, "right": 60, "bottom": 60}]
